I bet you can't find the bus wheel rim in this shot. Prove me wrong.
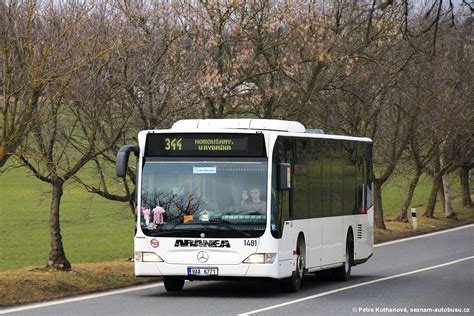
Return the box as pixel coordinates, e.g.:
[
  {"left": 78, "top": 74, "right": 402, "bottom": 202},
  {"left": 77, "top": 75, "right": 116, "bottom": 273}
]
[{"left": 297, "top": 255, "right": 304, "bottom": 279}]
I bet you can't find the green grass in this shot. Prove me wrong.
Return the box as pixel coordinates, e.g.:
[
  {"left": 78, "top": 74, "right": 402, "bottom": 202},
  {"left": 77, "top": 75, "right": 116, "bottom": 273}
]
[
  {"left": 0, "top": 164, "right": 135, "bottom": 271},
  {"left": 381, "top": 173, "right": 466, "bottom": 217}
]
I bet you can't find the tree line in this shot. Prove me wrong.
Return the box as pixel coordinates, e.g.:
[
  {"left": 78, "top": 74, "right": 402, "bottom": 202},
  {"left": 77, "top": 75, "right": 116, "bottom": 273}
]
[{"left": 1, "top": 0, "right": 472, "bottom": 270}]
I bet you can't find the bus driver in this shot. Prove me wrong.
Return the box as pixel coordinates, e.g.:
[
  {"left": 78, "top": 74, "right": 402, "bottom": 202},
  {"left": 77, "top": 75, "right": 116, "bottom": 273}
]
[{"left": 240, "top": 186, "right": 266, "bottom": 214}]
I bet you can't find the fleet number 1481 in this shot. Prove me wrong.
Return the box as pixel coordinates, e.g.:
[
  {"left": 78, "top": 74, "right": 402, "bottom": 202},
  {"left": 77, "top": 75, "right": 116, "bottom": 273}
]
[{"left": 244, "top": 240, "right": 257, "bottom": 246}]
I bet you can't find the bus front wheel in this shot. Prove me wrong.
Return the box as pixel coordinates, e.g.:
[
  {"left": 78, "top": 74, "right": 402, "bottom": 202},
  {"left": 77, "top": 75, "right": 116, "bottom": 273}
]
[
  {"left": 163, "top": 277, "right": 185, "bottom": 292},
  {"left": 280, "top": 241, "right": 305, "bottom": 292}
]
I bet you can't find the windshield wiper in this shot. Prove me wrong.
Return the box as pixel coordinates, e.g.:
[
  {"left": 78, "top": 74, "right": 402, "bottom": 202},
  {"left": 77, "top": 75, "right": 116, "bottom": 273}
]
[
  {"left": 146, "top": 228, "right": 202, "bottom": 236},
  {"left": 206, "top": 219, "right": 252, "bottom": 237},
  {"left": 145, "top": 218, "right": 259, "bottom": 238}
]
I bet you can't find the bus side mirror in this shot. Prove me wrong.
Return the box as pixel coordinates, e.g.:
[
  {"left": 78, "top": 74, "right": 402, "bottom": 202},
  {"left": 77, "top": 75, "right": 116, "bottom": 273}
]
[
  {"left": 116, "top": 144, "right": 139, "bottom": 177},
  {"left": 277, "top": 163, "right": 291, "bottom": 190}
]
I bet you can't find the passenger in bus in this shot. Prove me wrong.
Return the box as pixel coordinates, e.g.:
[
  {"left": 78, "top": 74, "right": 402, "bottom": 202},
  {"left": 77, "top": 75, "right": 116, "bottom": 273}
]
[{"left": 241, "top": 186, "right": 266, "bottom": 214}]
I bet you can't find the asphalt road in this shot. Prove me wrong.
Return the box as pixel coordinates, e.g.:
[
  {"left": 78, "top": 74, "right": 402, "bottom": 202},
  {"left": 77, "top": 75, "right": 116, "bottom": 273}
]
[{"left": 2, "top": 225, "right": 473, "bottom": 316}]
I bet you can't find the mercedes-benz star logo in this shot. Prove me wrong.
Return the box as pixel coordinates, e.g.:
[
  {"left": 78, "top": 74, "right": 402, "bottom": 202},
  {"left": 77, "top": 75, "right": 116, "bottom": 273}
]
[{"left": 197, "top": 251, "right": 209, "bottom": 263}]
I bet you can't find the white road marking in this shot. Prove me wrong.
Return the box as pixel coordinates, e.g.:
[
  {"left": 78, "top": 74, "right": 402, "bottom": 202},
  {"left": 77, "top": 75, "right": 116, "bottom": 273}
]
[
  {"left": 374, "top": 223, "right": 473, "bottom": 248},
  {"left": 0, "top": 282, "right": 164, "bottom": 314},
  {"left": 238, "top": 256, "right": 474, "bottom": 316}
]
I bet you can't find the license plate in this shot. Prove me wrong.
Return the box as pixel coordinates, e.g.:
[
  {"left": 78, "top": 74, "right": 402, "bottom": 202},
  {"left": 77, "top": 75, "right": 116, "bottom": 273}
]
[{"left": 187, "top": 267, "right": 218, "bottom": 276}]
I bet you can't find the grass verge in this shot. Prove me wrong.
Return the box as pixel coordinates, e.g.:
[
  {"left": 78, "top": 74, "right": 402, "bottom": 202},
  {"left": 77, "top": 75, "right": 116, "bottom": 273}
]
[
  {"left": 0, "top": 261, "right": 156, "bottom": 307},
  {"left": 375, "top": 206, "right": 474, "bottom": 243}
]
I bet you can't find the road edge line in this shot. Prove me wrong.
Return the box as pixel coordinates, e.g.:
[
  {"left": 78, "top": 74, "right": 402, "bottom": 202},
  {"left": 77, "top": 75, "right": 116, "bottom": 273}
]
[
  {"left": 0, "top": 282, "right": 164, "bottom": 314},
  {"left": 238, "top": 256, "right": 474, "bottom": 316}
]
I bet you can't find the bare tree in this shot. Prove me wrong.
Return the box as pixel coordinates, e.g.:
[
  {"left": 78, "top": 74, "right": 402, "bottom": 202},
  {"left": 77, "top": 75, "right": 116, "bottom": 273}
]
[
  {"left": 74, "top": 1, "right": 197, "bottom": 211},
  {"left": 113, "top": 1, "right": 196, "bottom": 129},
  {"left": 18, "top": 1, "right": 127, "bottom": 270},
  {"left": 304, "top": 0, "right": 417, "bottom": 229},
  {"left": 421, "top": 18, "right": 473, "bottom": 218},
  {"left": 0, "top": 1, "right": 98, "bottom": 167}
]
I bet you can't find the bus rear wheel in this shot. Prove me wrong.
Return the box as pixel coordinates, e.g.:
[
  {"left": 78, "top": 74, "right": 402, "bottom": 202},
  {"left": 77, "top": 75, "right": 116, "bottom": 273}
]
[
  {"left": 163, "top": 277, "right": 185, "bottom": 292},
  {"left": 333, "top": 235, "right": 353, "bottom": 281}
]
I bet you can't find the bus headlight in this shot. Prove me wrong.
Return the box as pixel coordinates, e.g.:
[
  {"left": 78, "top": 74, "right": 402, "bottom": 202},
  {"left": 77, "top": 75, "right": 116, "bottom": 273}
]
[
  {"left": 243, "top": 253, "right": 276, "bottom": 264},
  {"left": 135, "top": 252, "right": 164, "bottom": 262}
]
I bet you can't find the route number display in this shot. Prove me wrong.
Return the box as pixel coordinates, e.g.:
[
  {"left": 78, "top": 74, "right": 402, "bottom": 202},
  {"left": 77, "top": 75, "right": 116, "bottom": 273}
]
[
  {"left": 164, "top": 138, "right": 183, "bottom": 151},
  {"left": 145, "top": 133, "right": 266, "bottom": 157}
]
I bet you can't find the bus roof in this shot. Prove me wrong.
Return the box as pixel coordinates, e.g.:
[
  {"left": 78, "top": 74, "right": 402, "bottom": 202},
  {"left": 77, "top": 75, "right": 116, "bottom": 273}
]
[
  {"left": 172, "top": 119, "right": 305, "bottom": 133},
  {"left": 169, "top": 119, "right": 372, "bottom": 143}
]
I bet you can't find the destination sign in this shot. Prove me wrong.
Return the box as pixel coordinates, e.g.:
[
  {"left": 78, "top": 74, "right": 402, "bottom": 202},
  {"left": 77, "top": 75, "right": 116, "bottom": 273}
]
[{"left": 145, "top": 133, "right": 266, "bottom": 157}]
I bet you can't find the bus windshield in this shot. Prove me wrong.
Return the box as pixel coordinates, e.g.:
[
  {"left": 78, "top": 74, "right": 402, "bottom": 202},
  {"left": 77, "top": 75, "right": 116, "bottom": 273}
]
[{"left": 140, "top": 157, "right": 268, "bottom": 238}]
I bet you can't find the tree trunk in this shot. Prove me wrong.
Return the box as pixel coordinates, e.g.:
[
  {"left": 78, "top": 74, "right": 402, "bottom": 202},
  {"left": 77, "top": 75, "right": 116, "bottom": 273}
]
[
  {"left": 373, "top": 179, "right": 386, "bottom": 229},
  {"left": 47, "top": 180, "right": 72, "bottom": 270},
  {"left": 423, "top": 175, "right": 441, "bottom": 218},
  {"left": 396, "top": 169, "right": 422, "bottom": 222},
  {"left": 439, "top": 149, "right": 457, "bottom": 219},
  {"left": 438, "top": 182, "right": 446, "bottom": 214},
  {"left": 0, "top": 148, "right": 11, "bottom": 168},
  {"left": 459, "top": 165, "right": 473, "bottom": 207},
  {"left": 441, "top": 172, "right": 457, "bottom": 219}
]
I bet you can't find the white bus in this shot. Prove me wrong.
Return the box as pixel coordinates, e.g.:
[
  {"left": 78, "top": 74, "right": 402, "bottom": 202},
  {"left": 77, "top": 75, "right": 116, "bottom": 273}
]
[{"left": 116, "top": 119, "right": 373, "bottom": 292}]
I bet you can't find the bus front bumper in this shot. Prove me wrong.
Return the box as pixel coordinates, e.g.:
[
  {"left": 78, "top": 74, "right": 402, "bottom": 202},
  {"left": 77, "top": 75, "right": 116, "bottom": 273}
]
[{"left": 135, "top": 260, "right": 281, "bottom": 279}]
